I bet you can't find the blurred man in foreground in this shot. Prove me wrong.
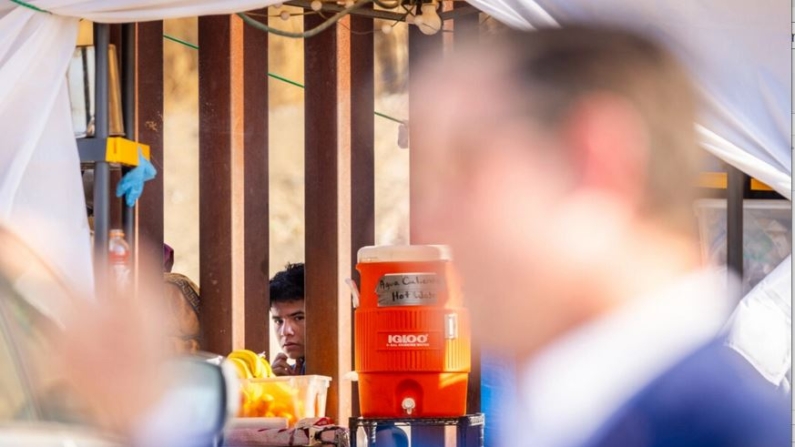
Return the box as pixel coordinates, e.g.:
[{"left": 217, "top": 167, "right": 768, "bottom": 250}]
[{"left": 412, "top": 26, "right": 789, "bottom": 447}]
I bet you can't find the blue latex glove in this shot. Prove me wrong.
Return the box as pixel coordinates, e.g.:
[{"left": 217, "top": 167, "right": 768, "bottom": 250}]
[{"left": 116, "top": 148, "right": 157, "bottom": 207}]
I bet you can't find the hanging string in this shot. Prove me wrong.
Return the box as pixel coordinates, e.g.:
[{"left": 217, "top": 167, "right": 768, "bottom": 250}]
[
  {"left": 267, "top": 72, "right": 305, "bottom": 89},
  {"left": 9, "top": 0, "right": 51, "bottom": 14},
  {"left": 243, "top": 9, "right": 321, "bottom": 20},
  {"left": 163, "top": 34, "right": 198, "bottom": 50},
  {"left": 237, "top": 0, "right": 373, "bottom": 39},
  {"left": 317, "top": 7, "right": 410, "bottom": 37},
  {"left": 161, "top": 33, "right": 407, "bottom": 125},
  {"left": 374, "top": 111, "right": 404, "bottom": 125}
]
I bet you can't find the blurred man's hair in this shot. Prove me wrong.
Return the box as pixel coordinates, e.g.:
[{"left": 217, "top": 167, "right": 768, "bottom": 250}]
[
  {"left": 493, "top": 26, "right": 701, "bottom": 236},
  {"left": 269, "top": 263, "right": 304, "bottom": 306}
]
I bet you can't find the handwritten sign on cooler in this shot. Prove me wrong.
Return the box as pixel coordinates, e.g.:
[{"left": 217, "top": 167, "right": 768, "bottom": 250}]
[{"left": 375, "top": 273, "right": 445, "bottom": 306}]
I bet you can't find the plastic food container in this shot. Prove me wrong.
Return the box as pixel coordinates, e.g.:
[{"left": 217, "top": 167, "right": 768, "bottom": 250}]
[{"left": 238, "top": 375, "right": 331, "bottom": 426}]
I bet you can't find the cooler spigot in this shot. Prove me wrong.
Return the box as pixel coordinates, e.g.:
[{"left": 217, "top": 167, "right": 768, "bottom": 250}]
[{"left": 401, "top": 397, "right": 416, "bottom": 415}]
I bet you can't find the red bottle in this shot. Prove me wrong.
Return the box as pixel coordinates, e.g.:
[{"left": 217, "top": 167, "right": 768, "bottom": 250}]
[{"left": 109, "top": 229, "right": 130, "bottom": 289}]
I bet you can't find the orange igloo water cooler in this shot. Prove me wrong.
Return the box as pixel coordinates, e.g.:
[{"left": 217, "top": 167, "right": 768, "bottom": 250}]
[{"left": 355, "top": 245, "right": 470, "bottom": 418}]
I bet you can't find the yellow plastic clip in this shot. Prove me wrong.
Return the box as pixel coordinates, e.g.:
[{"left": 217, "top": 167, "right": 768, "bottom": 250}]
[
  {"left": 105, "top": 137, "right": 151, "bottom": 166},
  {"left": 697, "top": 172, "right": 727, "bottom": 189},
  {"left": 698, "top": 171, "right": 774, "bottom": 192}
]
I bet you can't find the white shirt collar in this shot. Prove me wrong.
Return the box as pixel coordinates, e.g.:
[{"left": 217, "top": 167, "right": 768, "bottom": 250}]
[{"left": 512, "top": 269, "right": 733, "bottom": 447}]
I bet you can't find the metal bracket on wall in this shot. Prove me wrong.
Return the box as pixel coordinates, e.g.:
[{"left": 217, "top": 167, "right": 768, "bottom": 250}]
[{"left": 77, "top": 137, "right": 151, "bottom": 167}]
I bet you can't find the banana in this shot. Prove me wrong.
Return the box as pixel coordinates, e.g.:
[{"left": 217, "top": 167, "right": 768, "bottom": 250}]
[
  {"left": 227, "top": 357, "right": 253, "bottom": 379},
  {"left": 228, "top": 349, "right": 277, "bottom": 379},
  {"left": 229, "top": 349, "right": 264, "bottom": 378}
]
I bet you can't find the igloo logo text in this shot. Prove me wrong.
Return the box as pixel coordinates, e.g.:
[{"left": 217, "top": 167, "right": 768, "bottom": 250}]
[{"left": 387, "top": 334, "right": 429, "bottom": 345}]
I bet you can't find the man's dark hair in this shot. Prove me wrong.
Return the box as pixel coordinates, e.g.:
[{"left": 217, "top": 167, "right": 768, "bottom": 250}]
[
  {"left": 447, "top": 26, "right": 699, "bottom": 237},
  {"left": 512, "top": 27, "right": 700, "bottom": 236},
  {"left": 269, "top": 263, "right": 304, "bottom": 307}
]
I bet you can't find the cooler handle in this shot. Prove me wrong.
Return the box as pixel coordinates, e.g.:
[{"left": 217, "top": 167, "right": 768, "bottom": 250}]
[
  {"left": 344, "top": 278, "right": 360, "bottom": 308},
  {"left": 445, "top": 313, "right": 459, "bottom": 339}
]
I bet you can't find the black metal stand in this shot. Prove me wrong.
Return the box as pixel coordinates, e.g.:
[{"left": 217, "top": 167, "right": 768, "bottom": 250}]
[
  {"left": 79, "top": 22, "right": 139, "bottom": 298},
  {"left": 92, "top": 23, "right": 111, "bottom": 299},
  {"left": 120, "top": 23, "right": 137, "bottom": 272},
  {"left": 349, "top": 414, "right": 484, "bottom": 447},
  {"left": 726, "top": 164, "right": 747, "bottom": 298}
]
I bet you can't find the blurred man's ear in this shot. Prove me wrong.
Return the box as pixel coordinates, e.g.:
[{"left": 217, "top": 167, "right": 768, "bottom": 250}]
[{"left": 563, "top": 93, "right": 649, "bottom": 210}]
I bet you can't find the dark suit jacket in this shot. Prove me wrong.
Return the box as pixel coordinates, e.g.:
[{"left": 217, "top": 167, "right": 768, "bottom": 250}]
[{"left": 584, "top": 340, "right": 790, "bottom": 447}]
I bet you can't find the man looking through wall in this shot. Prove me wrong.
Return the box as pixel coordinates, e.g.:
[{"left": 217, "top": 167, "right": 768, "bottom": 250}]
[
  {"left": 267, "top": 263, "right": 409, "bottom": 446},
  {"left": 269, "top": 263, "right": 306, "bottom": 376}
]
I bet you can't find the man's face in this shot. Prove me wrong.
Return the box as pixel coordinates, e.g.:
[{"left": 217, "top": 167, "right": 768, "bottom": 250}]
[{"left": 271, "top": 299, "right": 305, "bottom": 360}]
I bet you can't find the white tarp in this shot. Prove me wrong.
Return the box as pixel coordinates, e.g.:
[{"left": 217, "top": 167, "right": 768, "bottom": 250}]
[
  {"left": 0, "top": 0, "right": 275, "bottom": 299},
  {"left": 725, "top": 256, "right": 791, "bottom": 389},
  {"left": 465, "top": 0, "right": 793, "bottom": 387}
]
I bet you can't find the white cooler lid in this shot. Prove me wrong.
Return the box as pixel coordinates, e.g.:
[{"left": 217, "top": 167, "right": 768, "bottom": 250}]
[{"left": 357, "top": 245, "right": 452, "bottom": 263}]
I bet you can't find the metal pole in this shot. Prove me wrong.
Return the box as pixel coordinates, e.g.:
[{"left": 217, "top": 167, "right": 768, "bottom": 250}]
[
  {"left": 303, "top": 12, "right": 352, "bottom": 422},
  {"left": 135, "top": 21, "right": 165, "bottom": 301},
  {"left": 121, "top": 23, "right": 136, "bottom": 261},
  {"left": 349, "top": 7, "right": 375, "bottom": 419},
  {"left": 726, "top": 165, "right": 746, "bottom": 292},
  {"left": 198, "top": 15, "right": 239, "bottom": 355},
  {"left": 242, "top": 11, "right": 271, "bottom": 353},
  {"left": 93, "top": 23, "right": 111, "bottom": 298}
]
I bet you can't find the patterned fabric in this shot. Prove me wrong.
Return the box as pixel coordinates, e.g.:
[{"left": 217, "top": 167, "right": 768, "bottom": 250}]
[
  {"left": 222, "top": 418, "right": 349, "bottom": 447},
  {"left": 163, "top": 272, "right": 201, "bottom": 354}
]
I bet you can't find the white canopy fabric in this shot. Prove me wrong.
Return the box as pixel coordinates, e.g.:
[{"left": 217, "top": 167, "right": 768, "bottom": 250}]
[
  {"left": 465, "top": 0, "right": 793, "bottom": 388},
  {"left": 0, "top": 0, "right": 274, "bottom": 299}
]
